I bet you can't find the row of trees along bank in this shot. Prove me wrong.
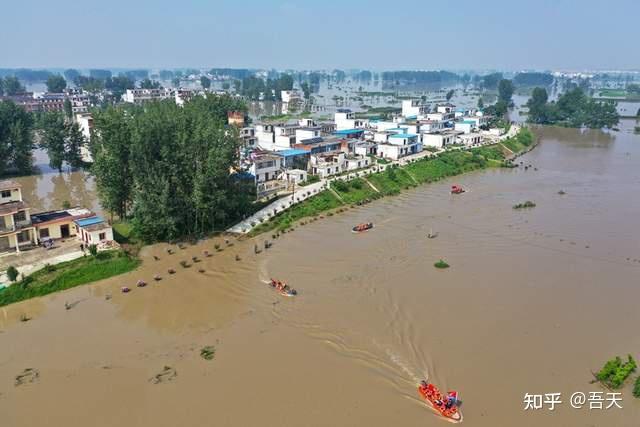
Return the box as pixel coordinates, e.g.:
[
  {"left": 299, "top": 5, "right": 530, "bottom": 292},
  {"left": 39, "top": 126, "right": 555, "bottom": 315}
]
[{"left": 90, "top": 95, "right": 255, "bottom": 242}]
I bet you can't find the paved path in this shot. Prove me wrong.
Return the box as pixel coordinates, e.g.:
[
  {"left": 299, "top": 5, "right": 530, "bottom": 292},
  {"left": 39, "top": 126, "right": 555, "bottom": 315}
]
[
  {"left": 0, "top": 250, "right": 84, "bottom": 288},
  {"left": 227, "top": 180, "right": 327, "bottom": 233}
]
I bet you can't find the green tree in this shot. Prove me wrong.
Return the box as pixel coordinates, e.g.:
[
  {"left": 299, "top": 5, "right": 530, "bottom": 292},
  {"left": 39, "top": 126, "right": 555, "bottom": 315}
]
[
  {"left": 3, "top": 76, "right": 25, "bottom": 95},
  {"left": 65, "top": 121, "right": 85, "bottom": 168},
  {"left": 498, "top": 79, "right": 515, "bottom": 104},
  {"left": 526, "top": 87, "right": 550, "bottom": 124},
  {"left": 63, "top": 98, "right": 73, "bottom": 119},
  {"left": 139, "top": 78, "right": 161, "bottom": 89},
  {"left": 222, "top": 82, "right": 230, "bottom": 90},
  {"left": 0, "top": 78, "right": 4, "bottom": 96},
  {"left": 91, "top": 106, "right": 135, "bottom": 219},
  {"left": 46, "top": 74, "right": 67, "bottom": 93},
  {"left": 64, "top": 69, "right": 81, "bottom": 82},
  {"left": 301, "top": 82, "right": 311, "bottom": 100},
  {"left": 92, "top": 95, "right": 251, "bottom": 241},
  {"left": 0, "top": 100, "right": 34, "bottom": 176},
  {"left": 477, "top": 97, "right": 484, "bottom": 109},
  {"left": 172, "top": 77, "right": 180, "bottom": 88},
  {"left": 40, "top": 112, "right": 67, "bottom": 172},
  {"left": 233, "top": 80, "right": 241, "bottom": 92},
  {"left": 446, "top": 89, "right": 454, "bottom": 101},
  {"left": 200, "top": 76, "right": 211, "bottom": 89}
]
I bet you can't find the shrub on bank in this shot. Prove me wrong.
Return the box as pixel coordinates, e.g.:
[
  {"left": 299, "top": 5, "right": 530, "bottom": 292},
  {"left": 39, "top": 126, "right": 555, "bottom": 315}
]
[{"left": 434, "top": 259, "right": 450, "bottom": 269}]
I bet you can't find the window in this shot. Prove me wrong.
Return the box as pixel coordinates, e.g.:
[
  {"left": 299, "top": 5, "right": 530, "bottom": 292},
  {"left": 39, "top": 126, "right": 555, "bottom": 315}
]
[
  {"left": 1, "top": 190, "right": 10, "bottom": 198},
  {"left": 17, "top": 230, "right": 30, "bottom": 243},
  {"left": 99, "top": 232, "right": 106, "bottom": 241},
  {"left": 14, "top": 211, "right": 26, "bottom": 222},
  {"left": 39, "top": 228, "right": 50, "bottom": 238}
]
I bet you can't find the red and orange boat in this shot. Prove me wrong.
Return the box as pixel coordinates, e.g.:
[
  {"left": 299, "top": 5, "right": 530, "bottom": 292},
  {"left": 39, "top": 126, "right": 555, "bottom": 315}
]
[
  {"left": 269, "top": 279, "right": 297, "bottom": 297},
  {"left": 418, "top": 380, "right": 462, "bottom": 422},
  {"left": 450, "top": 185, "right": 465, "bottom": 194}
]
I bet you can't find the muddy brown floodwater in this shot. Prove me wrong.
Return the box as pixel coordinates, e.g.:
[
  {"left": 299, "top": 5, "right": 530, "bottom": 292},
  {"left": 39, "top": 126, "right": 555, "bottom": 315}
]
[{"left": 2, "top": 121, "right": 640, "bottom": 427}]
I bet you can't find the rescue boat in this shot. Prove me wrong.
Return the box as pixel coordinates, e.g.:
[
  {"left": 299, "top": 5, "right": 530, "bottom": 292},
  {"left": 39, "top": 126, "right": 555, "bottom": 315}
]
[
  {"left": 269, "top": 279, "right": 297, "bottom": 297},
  {"left": 352, "top": 222, "right": 374, "bottom": 233},
  {"left": 418, "top": 380, "right": 462, "bottom": 422},
  {"left": 450, "top": 185, "right": 465, "bottom": 194}
]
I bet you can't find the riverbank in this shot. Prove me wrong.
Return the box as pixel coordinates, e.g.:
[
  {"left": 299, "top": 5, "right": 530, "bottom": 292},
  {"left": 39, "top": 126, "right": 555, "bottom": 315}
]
[
  {"left": 0, "top": 250, "right": 139, "bottom": 307},
  {"left": 248, "top": 129, "right": 532, "bottom": 237}
]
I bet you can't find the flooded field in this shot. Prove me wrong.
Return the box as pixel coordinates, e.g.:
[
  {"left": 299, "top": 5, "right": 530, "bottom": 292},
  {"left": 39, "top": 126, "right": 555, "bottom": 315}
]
[{"left": 2, "top": 119, "right": 640, "bottom": 427}]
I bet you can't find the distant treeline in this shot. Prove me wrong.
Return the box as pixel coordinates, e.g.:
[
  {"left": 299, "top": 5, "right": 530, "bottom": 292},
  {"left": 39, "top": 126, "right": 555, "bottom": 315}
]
[
  {"left": 513, "top": 72, "right": 554, "bottom": 87},
  {"left": 381, "top": 70, "right": 460, "bottom": 85}
]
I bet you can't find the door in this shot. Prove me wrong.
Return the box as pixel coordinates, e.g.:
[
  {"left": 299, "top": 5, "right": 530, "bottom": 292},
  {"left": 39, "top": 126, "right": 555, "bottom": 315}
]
[{"left": 60, "top": 224, "right": 70, "bottom": 238}]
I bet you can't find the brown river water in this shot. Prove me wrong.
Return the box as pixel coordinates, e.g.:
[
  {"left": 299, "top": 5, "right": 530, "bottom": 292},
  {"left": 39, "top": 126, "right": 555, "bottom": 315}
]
[{"left": 2, "top": 120, "right": 640, "bottom": 427}]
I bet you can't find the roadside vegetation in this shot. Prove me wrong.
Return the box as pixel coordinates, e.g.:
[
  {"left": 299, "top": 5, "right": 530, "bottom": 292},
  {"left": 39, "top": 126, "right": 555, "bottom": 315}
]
[{"left": 0, "top": 251, "right": 140, "bottom": 307}]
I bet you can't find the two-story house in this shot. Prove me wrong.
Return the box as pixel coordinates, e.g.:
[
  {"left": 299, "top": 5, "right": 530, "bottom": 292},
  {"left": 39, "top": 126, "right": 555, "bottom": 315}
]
[{"left": 0, "top": 180, "right": 38, "bottom": 253}]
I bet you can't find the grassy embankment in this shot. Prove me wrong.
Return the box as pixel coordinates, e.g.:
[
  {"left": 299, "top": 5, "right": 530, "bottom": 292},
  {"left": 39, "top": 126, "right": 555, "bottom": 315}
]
[
  {"left": 0, "top": 251, "right": 140, "bottom": 307},
  {"left": 248, "top": 131, "right": 530, "bottom": 237}
]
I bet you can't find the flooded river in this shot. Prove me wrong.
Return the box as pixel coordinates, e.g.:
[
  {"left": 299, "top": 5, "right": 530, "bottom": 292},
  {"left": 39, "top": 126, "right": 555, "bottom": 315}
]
[{"left": 2, "top": 119, "right": 640, "bottom": 427}]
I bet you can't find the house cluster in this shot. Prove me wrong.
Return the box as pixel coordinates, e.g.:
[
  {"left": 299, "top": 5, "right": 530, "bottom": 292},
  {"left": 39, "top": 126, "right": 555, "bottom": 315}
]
[
  {"left": 0, "top": 180, "right": 113, "bottom": 255},
  {"left": 0, "top": 89, "right": 90, "bottom": 114},
  {"left": 236, "top": 94, "right": 493, "bottom": 198}
]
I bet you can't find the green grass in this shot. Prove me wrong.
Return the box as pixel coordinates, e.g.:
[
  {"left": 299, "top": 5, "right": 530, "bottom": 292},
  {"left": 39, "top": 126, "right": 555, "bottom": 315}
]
[
  {"left": 368, "top": 167, "right": 416, "bottom": 195},
  {"left": 500, "top": 128, "right": 534, "bottom": 154},
  {"left": 0, "top": 251, "right": 140, "bottom": 307},
  {"left": 598, "top": 89, "right": 626, "bottom": 98},
  {"left": 248, "top": 190, "right": 344, "bottom": 236},
  {"left": 113, "top": 221, "right": 135, "bottom": 244},
  {"left": 331, "top": 178, "right": 379, "bottom": 204},
  {"left": 633, "top": 376, "right": 640, "bottom": 398}
]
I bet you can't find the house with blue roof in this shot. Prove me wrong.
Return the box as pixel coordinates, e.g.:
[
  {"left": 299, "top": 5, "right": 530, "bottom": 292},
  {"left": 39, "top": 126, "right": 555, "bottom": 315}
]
[{"left": 75, "top": 216, "right": 114, "bottom": 246}]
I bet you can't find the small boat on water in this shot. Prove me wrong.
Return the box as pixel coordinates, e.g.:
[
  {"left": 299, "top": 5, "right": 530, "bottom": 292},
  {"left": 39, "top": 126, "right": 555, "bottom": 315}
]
[
  {"left": 418, "top": 380, "right": 462, "bottom": 422},
  {"left": 451, "top": 185, "right": 465, "bottom": 194},
  {"left": 352, "top": 222, "right": 374, "bottom": 233},
  {"left": 269, "top": 279, "right": 297, "bottom": 297}
]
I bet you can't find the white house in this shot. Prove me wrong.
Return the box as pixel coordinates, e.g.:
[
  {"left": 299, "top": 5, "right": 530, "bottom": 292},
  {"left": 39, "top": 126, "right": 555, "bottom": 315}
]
[
  {"left": 250, "top": 153, "right": 282, "bottom": 183},
  {"left": 280, "top": 169, "right": 308, "bottom": 185},
  {"left": 295, "top": 126, "right": 322, "bottom": 142},
  {"left": 334, "top": 109, "right": 367, "bottom": 130},
  {"left": 454, "top": 120, "right": 477, "bottom": 134},
  {"left": 418, "top": 119, "right": 445, "bottom": 133},
  {"left": 377, "top": 133, "right": 422, "bottom": 160},
  {"left": 344, "top": 154, "right": 371, "bottom": 171},
  {"left": 75, "top": 113, "right": 94, "bottom": 163},
  {"left": 458, "top": 133, "right": 483, "bottom": 146},
  {"left": 281, "top": 90, "right": 301, "bottom": 104},
  {"left": 122, "top": 88, "right": 172, "bottom": 104},
  {"left": 74, "top": 216, "right": 114, "bottom": 247},
  {"left": 355, "top": 141, "right": 377, "bottom": 157},
  {"left": 402, "top": 99, "right": 428, "bottom": 118},
  {"left": 421, "top": 130, "right": 461, "bottom": 148},
  {"left": 310, "top": 152, "right": 345, "bottom": 178}
]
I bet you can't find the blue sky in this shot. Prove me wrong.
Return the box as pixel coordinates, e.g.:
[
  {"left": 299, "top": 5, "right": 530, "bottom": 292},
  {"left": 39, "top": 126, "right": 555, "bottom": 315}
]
[{"left": 1, "top": 0, "right": 638, "bottom": 70}]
